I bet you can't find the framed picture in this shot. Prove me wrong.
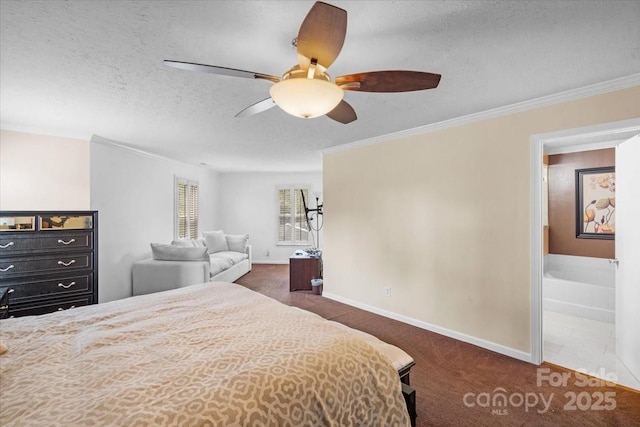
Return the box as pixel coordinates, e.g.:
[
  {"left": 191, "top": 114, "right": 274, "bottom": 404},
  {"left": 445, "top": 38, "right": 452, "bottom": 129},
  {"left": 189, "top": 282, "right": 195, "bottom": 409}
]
[{"left": 575, "top": 166, "right": 615, "bottom": 239}]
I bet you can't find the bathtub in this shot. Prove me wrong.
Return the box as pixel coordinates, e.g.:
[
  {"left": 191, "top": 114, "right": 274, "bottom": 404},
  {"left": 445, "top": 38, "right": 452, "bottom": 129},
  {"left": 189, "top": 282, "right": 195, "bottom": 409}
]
[{"left": 543, "top": 254, "right": 615, "bottom": 323}]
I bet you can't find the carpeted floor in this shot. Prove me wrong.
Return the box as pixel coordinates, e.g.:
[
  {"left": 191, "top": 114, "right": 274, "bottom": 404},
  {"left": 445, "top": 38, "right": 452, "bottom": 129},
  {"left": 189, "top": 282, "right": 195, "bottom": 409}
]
[{"left": 236, "top": 264, "right": 640, "bottom": 426}]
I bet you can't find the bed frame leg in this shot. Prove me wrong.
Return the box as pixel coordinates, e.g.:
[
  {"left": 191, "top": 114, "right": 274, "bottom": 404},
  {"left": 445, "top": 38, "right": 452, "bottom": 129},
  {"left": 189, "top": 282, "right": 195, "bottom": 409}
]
[
  {"left": 400, "top": 373, "right": 410, "bottom": 385},
  {"left": 401, "top": 382, "right": 417, "bottom": 427}
]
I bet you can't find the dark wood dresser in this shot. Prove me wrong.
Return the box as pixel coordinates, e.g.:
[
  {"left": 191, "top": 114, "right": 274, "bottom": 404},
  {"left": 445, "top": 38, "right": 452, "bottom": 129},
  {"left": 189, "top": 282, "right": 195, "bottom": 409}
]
[
  {"left": 0, "top": 287, "right": 8, "bottom": 319},
  {"left": 0, "top": 211, "right": 98, "bottom": 317}
]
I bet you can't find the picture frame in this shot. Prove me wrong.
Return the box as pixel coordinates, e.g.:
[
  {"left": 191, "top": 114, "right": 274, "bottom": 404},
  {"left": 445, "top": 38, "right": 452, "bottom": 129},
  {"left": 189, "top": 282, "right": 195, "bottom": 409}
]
[{"left": 575, "top": 166, "right": 615, "bottom": 239}]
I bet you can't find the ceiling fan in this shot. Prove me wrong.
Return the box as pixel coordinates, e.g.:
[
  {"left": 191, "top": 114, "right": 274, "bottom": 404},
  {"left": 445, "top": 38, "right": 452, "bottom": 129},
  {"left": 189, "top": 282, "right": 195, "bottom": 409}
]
[{"left": 164, "top": 1, "right": 441, "bottom": 124}]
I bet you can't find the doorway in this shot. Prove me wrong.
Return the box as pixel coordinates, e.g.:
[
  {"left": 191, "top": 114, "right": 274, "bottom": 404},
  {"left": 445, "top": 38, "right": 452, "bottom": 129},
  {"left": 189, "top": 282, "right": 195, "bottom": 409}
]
[{"left": 530, "top": 118, "right": 640, "bottom": 390}]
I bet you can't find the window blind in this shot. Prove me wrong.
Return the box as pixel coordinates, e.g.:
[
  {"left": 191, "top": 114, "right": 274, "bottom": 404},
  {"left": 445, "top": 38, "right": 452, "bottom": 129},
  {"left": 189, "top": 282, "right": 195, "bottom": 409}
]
[
  {"left": 176, "top": 178, "right": 199, "bottom": 239},
  {"left": 277, "top": 187, "right": 309, "bottom": 244}
]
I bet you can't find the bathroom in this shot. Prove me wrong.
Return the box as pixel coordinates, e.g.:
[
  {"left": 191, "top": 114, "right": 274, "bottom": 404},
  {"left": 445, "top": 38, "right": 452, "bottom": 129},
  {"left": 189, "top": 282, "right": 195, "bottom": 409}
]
[{"left": 542, "top": 146, "right": 638, "bottom": 390}]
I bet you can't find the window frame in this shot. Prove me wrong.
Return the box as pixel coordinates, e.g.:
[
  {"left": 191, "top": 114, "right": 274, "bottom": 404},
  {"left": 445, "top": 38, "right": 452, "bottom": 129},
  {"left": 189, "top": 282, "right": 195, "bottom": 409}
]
[
  {"left": 174, "top": 176, "right": 199, "bottom": 240},
  {"left": 276, "top": 185, "right": 311, "bottom": 246}
]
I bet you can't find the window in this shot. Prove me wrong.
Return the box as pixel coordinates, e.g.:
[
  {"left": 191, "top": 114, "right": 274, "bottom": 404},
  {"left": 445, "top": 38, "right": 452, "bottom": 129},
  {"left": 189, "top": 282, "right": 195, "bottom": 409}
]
[
  {"left": 277, "top": 186, "right": 310, "bottom": 245},
  {"left": 175, "top": 177, "right": 199, "bottom": 239}
]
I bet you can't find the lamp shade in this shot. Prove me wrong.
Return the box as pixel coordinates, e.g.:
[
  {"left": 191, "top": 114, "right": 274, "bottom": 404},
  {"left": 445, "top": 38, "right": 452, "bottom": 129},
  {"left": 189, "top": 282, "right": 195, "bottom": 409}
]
[{"left": 270, "top": 78, "right": 343, "bottom": 119}]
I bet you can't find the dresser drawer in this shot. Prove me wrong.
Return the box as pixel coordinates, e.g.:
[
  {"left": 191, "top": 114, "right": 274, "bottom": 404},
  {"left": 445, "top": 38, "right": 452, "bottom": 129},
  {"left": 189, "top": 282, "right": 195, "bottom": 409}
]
[
  {"left": 8, "top": 296, "right": 92, "bottom": 317},
  {"left": 0, "top": 253, "right": 93, "bottom": 278},
  {"left": 0, "top": 232, "right": 93, "bottom": 255},
  {"left": 0, "top": 288, "right": 8, "bottom": 319},
  {"left": 3, "top": 274, "right": 92, "bottom": 303}
]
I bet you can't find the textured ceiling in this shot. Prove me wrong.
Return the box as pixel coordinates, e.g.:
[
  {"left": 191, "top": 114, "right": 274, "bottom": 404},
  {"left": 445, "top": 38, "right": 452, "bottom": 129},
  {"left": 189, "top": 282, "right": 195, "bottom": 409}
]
[{"left": 1, "top": 0, "right": 639, "bottom": 172}]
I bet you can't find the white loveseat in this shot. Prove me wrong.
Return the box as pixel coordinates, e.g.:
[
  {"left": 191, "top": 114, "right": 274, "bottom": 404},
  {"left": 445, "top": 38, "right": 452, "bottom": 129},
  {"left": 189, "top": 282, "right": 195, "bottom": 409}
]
[{"left": 132, "top": 231, "right": 251, "bottom": 296}]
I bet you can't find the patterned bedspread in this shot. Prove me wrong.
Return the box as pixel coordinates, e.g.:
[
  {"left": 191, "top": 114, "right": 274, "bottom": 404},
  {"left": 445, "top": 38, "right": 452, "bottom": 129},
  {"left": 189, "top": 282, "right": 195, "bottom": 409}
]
[{"left": 0, "top": 282, "right": 410, "bottom": 426}]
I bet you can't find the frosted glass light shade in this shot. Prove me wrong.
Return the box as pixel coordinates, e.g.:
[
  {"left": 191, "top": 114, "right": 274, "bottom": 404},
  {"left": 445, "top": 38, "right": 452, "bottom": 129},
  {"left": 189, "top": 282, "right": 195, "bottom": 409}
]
[{"left": 270, "top": 78, "right": 343, "bottom": 119}]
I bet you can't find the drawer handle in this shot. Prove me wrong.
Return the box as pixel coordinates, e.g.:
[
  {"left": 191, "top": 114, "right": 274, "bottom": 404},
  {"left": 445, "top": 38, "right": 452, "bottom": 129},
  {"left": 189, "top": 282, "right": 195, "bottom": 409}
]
[
  {"left": 0, "top": 241, "right": 14, "bottom": 249},
  {"left": 58, "top": 260, "right": 76, "bottom": 267},
  {"left": 58, "top": 238, "right": 76, "bottom": 245},
  {"left": 58, "top": 281, "right": 76, "bottom": 289},
  {"left": 58, "top": 305, "right": 76, "bottom": 311},
  {"left": 0, "top": 264, "right": 15, "bottom": 272}
]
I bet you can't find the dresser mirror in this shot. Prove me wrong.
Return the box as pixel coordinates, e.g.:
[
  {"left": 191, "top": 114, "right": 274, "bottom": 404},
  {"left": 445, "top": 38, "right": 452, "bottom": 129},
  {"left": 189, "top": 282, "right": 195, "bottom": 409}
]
[
  {"left": 39, "top": 215, "right": 93, "bottom": 230},
  {"left": 0, "top": 216, "right": 35, "bottom": 231}
]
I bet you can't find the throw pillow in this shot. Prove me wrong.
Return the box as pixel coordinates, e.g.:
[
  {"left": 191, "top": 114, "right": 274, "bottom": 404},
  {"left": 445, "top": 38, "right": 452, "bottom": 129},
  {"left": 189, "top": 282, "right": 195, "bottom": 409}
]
[
  {"left": 150, "top": 243, "right": 209, "bottom": 261},
  {"left": 171, "top": 238, "right": 206, "bottom": 248},
  {"left": 225, "top": 234, "right": 249, "bottom": 253},
  {"left": 171, "top": 239, "right": 196, "bottom": 247},
  {"left": 202, "top": 230, "right": 229, "bottom": 253}
]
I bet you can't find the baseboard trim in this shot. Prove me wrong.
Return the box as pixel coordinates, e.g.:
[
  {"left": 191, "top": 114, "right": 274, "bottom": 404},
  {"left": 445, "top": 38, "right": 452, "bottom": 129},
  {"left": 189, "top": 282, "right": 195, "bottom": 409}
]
[{"left": 323, "top": 292, "right": 534, "bottom": 364}]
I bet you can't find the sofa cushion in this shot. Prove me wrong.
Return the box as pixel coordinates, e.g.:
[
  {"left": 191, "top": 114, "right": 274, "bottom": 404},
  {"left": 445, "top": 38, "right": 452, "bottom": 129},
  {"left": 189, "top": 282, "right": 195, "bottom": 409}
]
[
  {"left": 150, "top": 243, "right": 209, "bottom": 261},
  {"left": 225, "top": 234, "right": 249, "bottom": 253},
  {"left": 209, "top": 257, "right": 234, "bottom": 276},
  {"left": 211, "top": 251, "right": 249, "bottom": 265},
  {"left": 202, "top": 230, "right": 229, "bottom": 253},
  {"left": 171, "top": 238, "right": 206, "bottom": 248}
]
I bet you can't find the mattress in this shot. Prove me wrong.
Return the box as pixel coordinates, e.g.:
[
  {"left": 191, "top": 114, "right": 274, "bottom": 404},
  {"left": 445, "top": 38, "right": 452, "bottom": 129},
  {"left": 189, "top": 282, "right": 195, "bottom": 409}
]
[{"left": 0, "top": 281, "right": 410, "bottom": 426}]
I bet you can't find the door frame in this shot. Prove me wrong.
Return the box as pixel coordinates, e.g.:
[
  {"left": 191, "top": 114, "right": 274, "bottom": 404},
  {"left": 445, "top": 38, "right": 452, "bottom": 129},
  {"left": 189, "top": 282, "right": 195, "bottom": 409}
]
[{"left": 529, "top": 118, "right": 640, "bottom": 365}]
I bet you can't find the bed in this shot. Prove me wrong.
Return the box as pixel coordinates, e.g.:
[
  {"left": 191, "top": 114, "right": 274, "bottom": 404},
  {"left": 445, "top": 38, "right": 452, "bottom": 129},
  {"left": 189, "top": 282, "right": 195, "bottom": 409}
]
[{"left": 0, "top": 281, "right": 413, "bottom": 426}]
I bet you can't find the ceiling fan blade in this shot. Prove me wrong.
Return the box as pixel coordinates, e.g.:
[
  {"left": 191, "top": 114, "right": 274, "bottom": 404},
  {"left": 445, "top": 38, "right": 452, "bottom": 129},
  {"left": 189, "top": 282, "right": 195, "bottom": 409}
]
[
  {"left": 164, "top": 60, "right": 279, "bottom": 83},
  {"left": 326, "top": 100, "right": 357, "bottom": 124},
  {"left": 335, "top": 71, "right": 441, "bottom": 93},
  {"left": 296, "top": 1, "right": 347, "bottom": 70},
  {"left": 235, "top": 97, "right": 277, "bottom": 118}
]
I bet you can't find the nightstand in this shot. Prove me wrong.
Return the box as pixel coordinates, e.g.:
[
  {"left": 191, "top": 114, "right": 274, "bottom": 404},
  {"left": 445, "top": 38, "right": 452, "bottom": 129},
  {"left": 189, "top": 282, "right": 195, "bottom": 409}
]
[{"left": 289, "top": 256, "right": 321, "bottom": 291}]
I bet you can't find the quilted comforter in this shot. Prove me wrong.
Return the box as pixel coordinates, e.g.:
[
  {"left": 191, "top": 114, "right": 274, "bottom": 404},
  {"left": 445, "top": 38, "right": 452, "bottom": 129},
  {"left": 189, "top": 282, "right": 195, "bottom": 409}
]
[{"left": 0, "top": 282, "right": 410, "bottom": 426}]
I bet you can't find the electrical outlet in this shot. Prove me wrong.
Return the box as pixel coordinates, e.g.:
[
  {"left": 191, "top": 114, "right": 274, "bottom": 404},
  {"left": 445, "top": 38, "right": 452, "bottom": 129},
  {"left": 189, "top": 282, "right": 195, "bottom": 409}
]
[
  {"left": 384, "top": 287, "right": 391, "bottom": 296},
  {"left": 264, "top": 249, "right": 270, "bottom": 257}
]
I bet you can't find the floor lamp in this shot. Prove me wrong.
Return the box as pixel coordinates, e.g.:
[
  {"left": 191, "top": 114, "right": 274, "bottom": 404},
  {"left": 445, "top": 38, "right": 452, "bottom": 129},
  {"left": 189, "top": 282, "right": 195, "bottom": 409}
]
[{"left": 301, "top": 190, "right": 323, "bottom": 250}]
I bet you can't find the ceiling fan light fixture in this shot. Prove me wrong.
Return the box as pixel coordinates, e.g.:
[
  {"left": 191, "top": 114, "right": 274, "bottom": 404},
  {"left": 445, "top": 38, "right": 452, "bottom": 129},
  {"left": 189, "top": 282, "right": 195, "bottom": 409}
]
[{"left": 269, "top": 70, "right": 343, "bottom": 119}]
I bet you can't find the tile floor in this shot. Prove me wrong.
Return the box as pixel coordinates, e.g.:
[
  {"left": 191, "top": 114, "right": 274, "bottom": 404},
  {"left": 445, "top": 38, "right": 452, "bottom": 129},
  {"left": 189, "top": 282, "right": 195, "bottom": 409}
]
[{"left": 544, "top": 310, "right": 640, "bottom": 391}]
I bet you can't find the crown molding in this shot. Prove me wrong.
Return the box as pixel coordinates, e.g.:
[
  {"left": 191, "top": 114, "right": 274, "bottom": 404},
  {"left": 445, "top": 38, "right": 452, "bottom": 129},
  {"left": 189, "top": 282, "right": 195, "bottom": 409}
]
[
  {"left": 0, "top": 124, "right": 92, "bottom": 141},
  {"left": 90, "top": 134, "right": 171, "bottom": 162},
  {"left": 90, "top": 134, "right": 217, "bottom": 170},
  {"left": 323, "top": 73, "right": 640, "bottom": 156}
]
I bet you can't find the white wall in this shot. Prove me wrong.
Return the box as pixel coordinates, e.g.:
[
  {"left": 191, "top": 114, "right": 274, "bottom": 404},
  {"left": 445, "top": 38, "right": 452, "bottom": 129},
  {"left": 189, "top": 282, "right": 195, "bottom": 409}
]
[
  {"left": 90, "top": 137, "right": 219, "bottom": 302},
  {"left": 2, "top": 129, "right": 315, "bottom": 300},
  {"left": 0, "top": 130, "right": 90, "bottom": 210},
  {"left": 218, "top": 172, "right": 322, "bottom": 264}
]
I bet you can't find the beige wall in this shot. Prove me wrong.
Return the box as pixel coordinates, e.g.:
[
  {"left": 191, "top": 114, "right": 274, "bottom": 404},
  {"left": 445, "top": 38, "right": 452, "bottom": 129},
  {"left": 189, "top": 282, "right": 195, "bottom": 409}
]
[
  {"left": 323, "top": 86, "right": 640, "bottom": 355},
  {"left": 0, "top": 130, "right": 90, "bottom": 210}
]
